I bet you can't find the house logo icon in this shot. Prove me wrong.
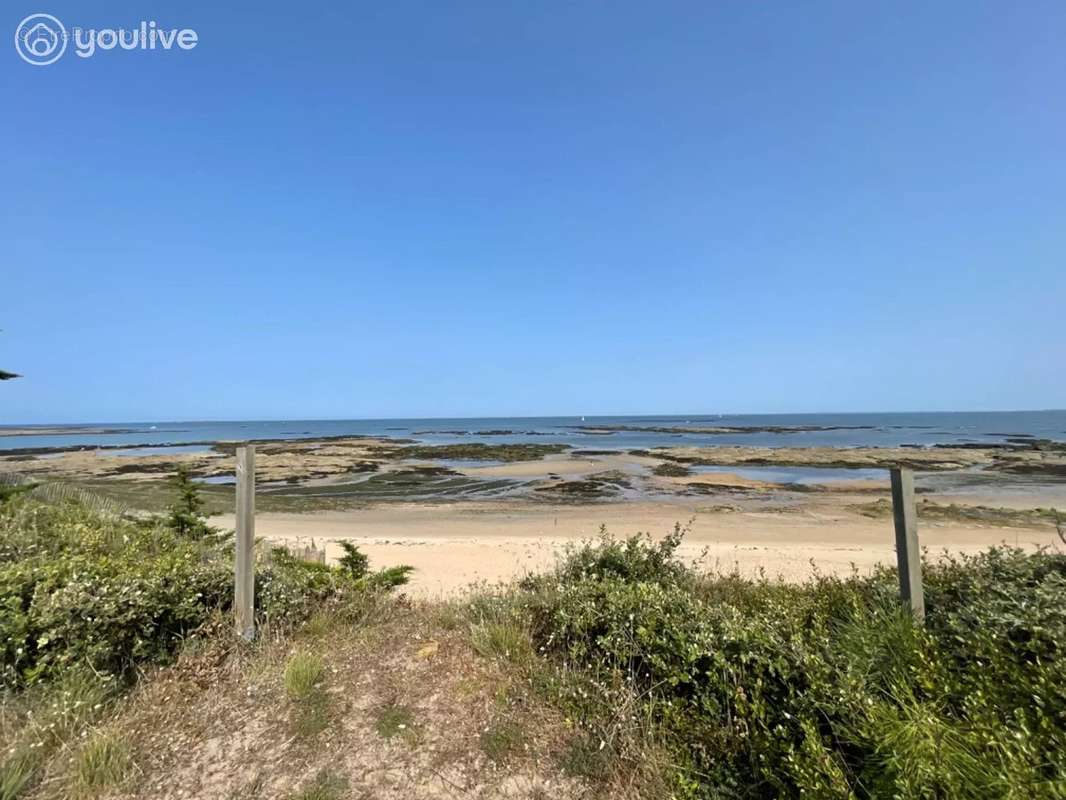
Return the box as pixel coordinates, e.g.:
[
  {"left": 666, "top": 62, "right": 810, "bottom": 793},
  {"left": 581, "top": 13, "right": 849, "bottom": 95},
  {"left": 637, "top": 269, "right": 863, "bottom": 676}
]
[{"left": 15, "top": 13, "right": 67, "bottom": 65}]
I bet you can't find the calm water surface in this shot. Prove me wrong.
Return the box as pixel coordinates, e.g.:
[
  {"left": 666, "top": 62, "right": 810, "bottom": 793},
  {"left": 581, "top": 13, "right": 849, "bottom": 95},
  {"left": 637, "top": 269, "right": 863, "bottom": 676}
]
[{"left": 2, "top": 411, "right": 1064, "bottom": 452}]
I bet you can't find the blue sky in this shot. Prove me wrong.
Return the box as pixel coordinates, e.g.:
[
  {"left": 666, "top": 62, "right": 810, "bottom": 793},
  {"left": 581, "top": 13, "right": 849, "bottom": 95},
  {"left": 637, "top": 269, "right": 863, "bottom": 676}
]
[{"left": 3, "top": 1, "right": 1064, "bottom": 422}]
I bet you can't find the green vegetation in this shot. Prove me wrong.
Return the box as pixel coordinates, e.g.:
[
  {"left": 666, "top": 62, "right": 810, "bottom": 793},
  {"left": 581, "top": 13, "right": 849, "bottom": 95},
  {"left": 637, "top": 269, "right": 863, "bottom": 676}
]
[
  {"left": 0, "top": 498, "right": 231, "bottom": 688},
  {"left": 3, "top": 469, "right": 1064, "bottom": 798},
  {"left": 0, "top": 489, "right": 376, "bottom": 690},
  {"left": 0, "top": 475, "right": 411, "bottom": 798},
  {"left": 469, "top": 620, "right": 533, "bottom": 664},
  {"left": 488, "top": 526, "right": 1066, "bottom": 797},
  {"left": 337, "top": 539, "right": 370, "bottom": 578},
  {"left": 283, "top": 652, "right": 324, "bottom": 699},
  {"left": 165, "top": 465, "right": 219, "bottom": 539},
  {"left": 374, "top": 703, "right": 416, "bottom": 741},
  {"left": 479, "top": 718, "right": 525, "bottom": 763},
  {"left": 289, "top": 769, "right": 349, "bottom": 800},
  {"left": 0, "top": 483, "right": 36, "bottom": 505},
  {"left": 284, "top": 652, "right": 331, "bottom": 739},
  {"left": 337, "top": 540, "right": 414, "bottom": 590},
  {"left": 71, "top": 733, "right": 132, "bottom": 796}
]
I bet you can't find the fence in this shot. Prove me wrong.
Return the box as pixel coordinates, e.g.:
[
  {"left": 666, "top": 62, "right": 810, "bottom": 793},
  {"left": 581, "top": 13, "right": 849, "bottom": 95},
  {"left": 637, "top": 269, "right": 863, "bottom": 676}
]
[{"left": 228, "top": 448, "right": 927, "bottom": 640}]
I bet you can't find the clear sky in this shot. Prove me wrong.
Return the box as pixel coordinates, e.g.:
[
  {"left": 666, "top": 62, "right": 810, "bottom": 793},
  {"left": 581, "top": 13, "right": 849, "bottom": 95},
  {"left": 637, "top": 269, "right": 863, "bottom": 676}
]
[{"left": 3, "top": 1, "right": 1064, "bottom": 423}]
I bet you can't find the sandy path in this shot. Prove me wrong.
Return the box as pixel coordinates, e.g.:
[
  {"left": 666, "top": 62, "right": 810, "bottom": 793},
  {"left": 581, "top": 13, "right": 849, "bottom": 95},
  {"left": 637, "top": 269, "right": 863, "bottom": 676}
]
[{"left": 212, "top": 498, "right": 1060, "bottom": 598}]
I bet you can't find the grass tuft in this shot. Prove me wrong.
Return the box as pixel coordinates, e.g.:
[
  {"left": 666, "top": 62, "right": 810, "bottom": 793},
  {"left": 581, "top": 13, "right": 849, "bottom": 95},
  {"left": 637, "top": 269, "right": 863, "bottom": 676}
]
[
  {"left": 559, "top": 734, "right": 614, "bottom": 780},
  {"left": 374, "top": 703, "right": 416, "bottom": 742},
  {"left": 0, "top": 749, "right": 37, "bottom": 800},
  {"left": 469, "top": 622, "right": 533, "bottom": 664},
  {"left": 479, "top": 719, "right": 525, "bottom": 763},
  {"left": 284, "top": 652, "right": 324, "bottom": 699},
  {"left": 289, "top": 768, "right": 348, "bottom": 800},
  {"left": 72, "top": 734, "right": 131, "bottom": 796},
  {"left": 282, "top": 652, "right": 331, "bottom": 738}
]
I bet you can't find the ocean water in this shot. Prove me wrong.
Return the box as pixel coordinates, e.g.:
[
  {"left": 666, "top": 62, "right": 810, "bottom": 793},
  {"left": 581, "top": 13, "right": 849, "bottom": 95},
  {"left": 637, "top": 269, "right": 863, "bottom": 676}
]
[{"left": 1, "top": 411, "right": 1064, "bottom": 453}]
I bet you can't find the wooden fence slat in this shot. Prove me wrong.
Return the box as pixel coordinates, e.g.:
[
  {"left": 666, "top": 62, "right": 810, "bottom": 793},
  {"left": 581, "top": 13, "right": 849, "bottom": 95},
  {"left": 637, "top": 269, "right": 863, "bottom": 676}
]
[
  {"left": 235, "top": 445, "right": 256, "bottom": 641},
  {"left": 890, "top": 466, "right": 924, "bottom": 621}
]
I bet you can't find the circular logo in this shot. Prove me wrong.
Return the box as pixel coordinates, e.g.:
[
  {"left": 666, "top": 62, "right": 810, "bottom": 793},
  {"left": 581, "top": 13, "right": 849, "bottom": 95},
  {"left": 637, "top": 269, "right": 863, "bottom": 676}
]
[{"left": 14, "top": 13, "right": 67, "bottom": 65}]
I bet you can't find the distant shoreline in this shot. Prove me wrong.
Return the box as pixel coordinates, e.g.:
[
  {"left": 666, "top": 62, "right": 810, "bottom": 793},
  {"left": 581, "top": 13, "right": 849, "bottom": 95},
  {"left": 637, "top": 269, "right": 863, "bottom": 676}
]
[{"left": 2, "top": 411, "right": 1066, "bottom": 456}]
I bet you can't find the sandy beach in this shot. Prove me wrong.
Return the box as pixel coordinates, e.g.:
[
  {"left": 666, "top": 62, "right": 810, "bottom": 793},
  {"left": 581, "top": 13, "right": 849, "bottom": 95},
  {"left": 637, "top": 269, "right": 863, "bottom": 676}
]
[
  {"left": 6, "top": 429, "right": 1064, "bottom": 597},
  {"left": 212, "top": 494, "right": 1064, "bottom": 597}
]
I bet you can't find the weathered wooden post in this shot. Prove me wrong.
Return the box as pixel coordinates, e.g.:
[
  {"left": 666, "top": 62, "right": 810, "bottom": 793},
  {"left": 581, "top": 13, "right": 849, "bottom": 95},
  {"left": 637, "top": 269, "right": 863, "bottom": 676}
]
[
  {"left": 889, "top": 466, "right": 924, "bottom": 621},
  {"left": 235, "top": 445, "right": 256, "bottom": 641}
]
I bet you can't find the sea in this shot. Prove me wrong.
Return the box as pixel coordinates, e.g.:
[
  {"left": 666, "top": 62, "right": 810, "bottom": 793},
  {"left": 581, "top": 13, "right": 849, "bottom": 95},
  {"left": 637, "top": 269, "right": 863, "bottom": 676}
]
[{"left": 2, "top": 411, "right": 1064, "bottom": 453}]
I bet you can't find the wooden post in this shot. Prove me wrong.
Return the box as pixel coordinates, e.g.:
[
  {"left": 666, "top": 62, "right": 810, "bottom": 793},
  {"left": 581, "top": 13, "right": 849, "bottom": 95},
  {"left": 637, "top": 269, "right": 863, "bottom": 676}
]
[
  {"left": 890, "top": 467, "right": 924, "bottom": 621},
  {"left": 235, "top": 445, "right": 256, "bottom": 641}
]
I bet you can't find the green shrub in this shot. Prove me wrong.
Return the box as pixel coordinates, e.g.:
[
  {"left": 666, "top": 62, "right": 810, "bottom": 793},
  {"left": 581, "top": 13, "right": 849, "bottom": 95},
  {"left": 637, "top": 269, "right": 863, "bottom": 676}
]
[
  {"left": 364, "top": 564, "right": 414, "bottom": 591},
  {"left": 336, "top": 540, "right": 413, "bottom": 591},
  {"left": 0, "top": 497, "right": 231, "bottom": 688},
  {"left": 0, "top": 483, "right": 37, "bottom": 505},
  {"left": 0, "top": 495, "right": 411, "bottom": 690},
  {"left": 337, "top": 540, "right": 369, "bottom": 578},
  {"left": 518, "top": 528, "right": 1066, "bottom": 797},
  {"left": 164, "top": 465, "right": 218, "bottom": 540},
  {"left": 523, "top": 523, "right": 690, "bottom": 591}
]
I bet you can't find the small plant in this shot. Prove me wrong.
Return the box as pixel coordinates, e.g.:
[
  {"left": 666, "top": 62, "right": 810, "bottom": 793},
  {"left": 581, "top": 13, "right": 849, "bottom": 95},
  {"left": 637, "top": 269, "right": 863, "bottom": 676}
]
[
  {"left": 365, "top": 564, "right": 414, "bottom": 590},
  {"left": 469, "top": 621, "right": 533, "bottom": 664},
  {"left": 337, "top": 541, "right": 369, "bottom": 579},
  {"left": 284, "top": 652, "right": 324, "bottom": 699},
  {"left": 283, "top": 652, "right": 331, "bottom": 738},
  {"left": 292, "top": 693, "right": 331, "bottom": 739},
  {"left": 559, "top": 734, "right": 614, "bottom": 780},
  {"left": 301, "top": 611, "right": 337, "bottom": 638},
  {"left": 0, "top": 482, "right": 37, "bottom": 505},
  {"left": 374, "top": 703, "right": 416, "bottom": 741},
  {"left": 72, "top": 734, "right": 131, "bottom": 796},
  {"left": 479, "top": 719, "right": 525, "bottom": 763},
  {"left": 165, "top": 465, "right": 217, "bottom": 539},
  {"left": 289, "top": 768, "right": 348, "bottom": 800},
  {"left": 337, "top": 541, "right": 413, "bottom": 590},
  {"left": 0, "top": 748, "right": 37, "bottom": 800}
]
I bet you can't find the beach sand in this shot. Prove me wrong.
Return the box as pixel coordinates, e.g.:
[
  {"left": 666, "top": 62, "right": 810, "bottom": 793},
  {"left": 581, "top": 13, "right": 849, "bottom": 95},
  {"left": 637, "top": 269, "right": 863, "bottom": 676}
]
[{"left": 212, "top": 495, "right": 1062, "bottom": 597}]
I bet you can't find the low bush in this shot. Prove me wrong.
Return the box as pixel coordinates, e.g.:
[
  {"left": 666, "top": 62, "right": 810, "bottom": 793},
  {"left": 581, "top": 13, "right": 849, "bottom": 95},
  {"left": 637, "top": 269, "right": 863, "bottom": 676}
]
[
  {"left": 1, "top": 494, "right": 412, "bottom": 690},
  {"left": 517, "top": 528, "right": 1066, "bottom": 798},
  {"left": 0, "top": 486, "right": 406, "bottom": 798},
  {"left": 0, "top": 497, "right": 232, "bottom": 688},
  {"left": 336, "top": 540, "right": 413, "bottom": 591}
]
